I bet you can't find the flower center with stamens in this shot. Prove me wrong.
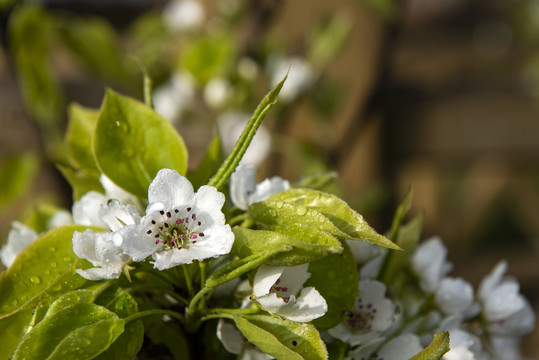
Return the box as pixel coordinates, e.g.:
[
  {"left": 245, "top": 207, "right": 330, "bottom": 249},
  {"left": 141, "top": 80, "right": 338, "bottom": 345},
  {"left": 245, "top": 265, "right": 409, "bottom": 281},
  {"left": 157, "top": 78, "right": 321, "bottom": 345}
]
[
  {"left": 346, "top": 297, "right": 378, "bottom": 332},
  {"left": 270, "top": 278, "right": 291, "bottom": 303},
  {"left": 145, "top": 207, "right": 205, "bottom": 250}
]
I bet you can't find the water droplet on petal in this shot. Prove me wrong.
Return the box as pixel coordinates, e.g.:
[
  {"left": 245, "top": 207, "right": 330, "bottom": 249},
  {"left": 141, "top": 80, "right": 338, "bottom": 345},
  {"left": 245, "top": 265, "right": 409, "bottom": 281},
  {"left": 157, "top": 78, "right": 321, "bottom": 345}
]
[{"left": 107, "top": 199, "right": 120, "bottom": 207}]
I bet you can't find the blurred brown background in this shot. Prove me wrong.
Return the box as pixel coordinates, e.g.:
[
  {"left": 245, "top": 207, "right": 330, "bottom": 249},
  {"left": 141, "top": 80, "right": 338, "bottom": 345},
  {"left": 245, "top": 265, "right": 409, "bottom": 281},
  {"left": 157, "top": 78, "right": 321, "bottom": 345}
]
[{"left": 1, "top": 0, "right": 539, "bottom": 357}]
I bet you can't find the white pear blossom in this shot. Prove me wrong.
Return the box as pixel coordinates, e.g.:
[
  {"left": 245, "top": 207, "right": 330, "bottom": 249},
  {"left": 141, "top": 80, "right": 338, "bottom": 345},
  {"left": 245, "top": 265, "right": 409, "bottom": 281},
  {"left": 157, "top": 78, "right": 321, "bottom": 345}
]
[
  {"left": 230, "top": 164, "right": 290, "bottom": 210},
  {"left": 435, "top": 277, "right": 474, "bottom": 316},
  {"left": 350, "top": 334, "right": 423, "bottom": 360},
  {"left": 329, "top": 280, "right": 396, "bottom": 346},
  {"left": 359, "top": 249, "right": 387, "bottom": 280},
  {"left": 72, "top": 174, "right": 140, "bottom": 228},
  {"left": 72, "top": 199, "right": 140, "bottom": 280},
  {"left": 269, "top": 56, "right": 316, "bottom": 102},
  {"left": 346, "top": 240, "right": 382, "bottom": 266},
  {"left": 162, "top": 0, "right": 204, "bottom": 32},
  {"left": 216, "top": 319, "right": 273, "bottom": 360},
  {"left": 376, "top": 334, "right": 423, "bottom": 360},
  {"left": 253, "top": 264, "right": 327, "bottom": 322},
  {"left": 411, "top": 236, "right": 452, "bottom": 293},
  {"left": 442, "top": 329, "right": 485, "bottom": 360},
  {"left": 122, "top": 169, "right": 234, "bottom": 270},
  {"left": 152, "top": 72, "right": 195, "bottom": 124},
  {"left": 1, "top": 210, "right": 74, "bottom": 268},
  {"left": 218, "top": 111, "right": 271, "bottom": 167},
  {"left": 490, "top": 335, "right": 528, "bottom": 360},
  {"left": 0, "top": 222, "right": 38, "bottom": 268},
  {"left": 73, "top": 229, "right": 131, "bottom": 281},
  {"left": 47, "top": 209, "right": 73, "bottom": 229}
]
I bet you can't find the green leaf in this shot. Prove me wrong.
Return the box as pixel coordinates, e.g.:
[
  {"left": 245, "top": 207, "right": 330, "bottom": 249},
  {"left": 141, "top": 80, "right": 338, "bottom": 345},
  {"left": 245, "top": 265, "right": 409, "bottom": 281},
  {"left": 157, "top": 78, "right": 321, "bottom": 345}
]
[
  {"left": 232, "top": 314, "right": 327, "bottom": 360},
  {"left": 410, "top": 332, "right": 450, "bottom": 360},
  {"left": 326, "top": 339, "right": 348, "bottom": 360},
  {"left": 0, "top": 152, "right": 40, "bottom": 206},
  {"left": 145, "top": 321, "right": 190, "bottom": 360},
  {"left": 268, "top": 188, "right": 400, "bottom": 250},
  {"left": 207, "top": 75, "right": 286, "bottom": 190},
  {"left": 94, "top": 288, "right": 144, "bottom": 360},
  {"left": 205, "top": 243, "right": 292, "bottom": 288},
  {"left": 0, "top": 225, "right": 99, "bottom": 318},
  {"left": 188, "top": 135, "right": 224, "bottom": 190},
  {"left": 309, "top": 12, "right": 353, "bottom": 68},
  {"left": 93, "top": 89, "right": 188, "bottom": 197},
  {"left": 304, "top": 242, "right": 358, "bottom": 330},
  {"left": 0, "top": 308, "right": 34, "bottom": 359},
  {"left": 249, "top": 200, "right": 348, "bottom": 240},
  {"left": 57, "top": 164, "right": 104, "bottom": 201},
  {"left": 379, "top": 212, "right": 424, "bottom": 285},
  {"left": 232, "top": 227, "right": 341, "bottom": 267},
  {"left": 9, "top": 3, "right": 63, "bottom": 136},
  {"left": 179, "top": 35, "right": 235, "bottom": 84},
  {"left": 0, "top": 225, "right": 99, "bottom": 356},
  {"left": 65, "top": 103, "right": 100, "bottom": 173},
  {"left": 292, "top": 171, "right": 338, "bottom": 191},
  {"left": 386, "top": 186, "right": 413, "bottom": 241},
  {"left": 11, "top": 302, "right": 124, "bottom": 360},
  {"left": 58, "top": 16, "right": 129, "bottom": 86}
]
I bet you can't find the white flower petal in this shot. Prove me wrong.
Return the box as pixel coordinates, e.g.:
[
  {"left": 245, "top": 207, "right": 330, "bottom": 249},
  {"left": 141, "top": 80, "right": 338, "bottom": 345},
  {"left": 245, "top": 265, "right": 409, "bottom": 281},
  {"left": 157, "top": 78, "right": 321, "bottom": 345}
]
[
  {"left": 72, "top": 191, "right": 108, "bottom": 228},
  {"left": 0, "top": 222, "right": 38, "bottom": 268},
  {"left": 478, "top": 260, "right": 507, "bottom": 300},
  {"left": 285, "top": 287, "right": 327, "bottom": 322},
  {"left": 76, "top": 267, "right": 120, "bottom": 281},
  {"left": 194, "top": 186, "right": 226, "bottom": 223},
  {"left": 490, "top": 336, "right": 526, "bottom": 360},
  {"left": 230, "top": 164, "right": 256, "bottom": 210},
  {"left": 488, "top": 299, "right": 535, "bottom": 336},
  {"left": 99, "top": 174, "right": 138, "bottom": 205},
  {"left": 253, "top": 265, "right": 284, "bottom": 297},
  {"left": 411, "top": 236, "right": 451, "bottom": 293},
  {"left": 73, "top": 230, "right": 130, "bottom": 280},
  {"left": 148, "top": 168, "right": 195, "bottom": 208},
  {"left": 98, "top": 201, "right": 140, "bottom": 232},
  {"left": 47, "top": 210, "right": 73, "bottom": 229},
  {"left": 377, "top": 334, "right": 422, "bottom": 360},
  {"left": 346, "top": 337, "right": 385, "bottom": 360},
  {"left": 253, "top": 264, "right": 326, "bottom": 322},
  {"left": 435, "top": 277, "right": 474, "bottom": 316},
  {"left": 216, "top": 319, "right": 244, "bottom": 355},
  {"left": 249, "top": 177, "right": 290, "bottom": 205}
]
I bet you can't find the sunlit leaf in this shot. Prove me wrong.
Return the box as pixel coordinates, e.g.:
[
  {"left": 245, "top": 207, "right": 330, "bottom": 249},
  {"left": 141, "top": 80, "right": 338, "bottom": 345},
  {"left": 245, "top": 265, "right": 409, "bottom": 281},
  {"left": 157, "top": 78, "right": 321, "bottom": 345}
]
[
  {"left": 233, "top": 314, "right": 327, "bottom": 360},
  {"left": 93, "top": 89, "right": 188, "bottom": 197}
]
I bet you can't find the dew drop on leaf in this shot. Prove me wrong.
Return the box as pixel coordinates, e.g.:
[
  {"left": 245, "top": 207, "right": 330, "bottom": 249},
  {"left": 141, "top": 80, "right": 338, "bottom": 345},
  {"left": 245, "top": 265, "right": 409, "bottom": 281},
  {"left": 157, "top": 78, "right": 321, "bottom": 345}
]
[{"left": 29, "top": 276, "right": 41, "bottom": 284}]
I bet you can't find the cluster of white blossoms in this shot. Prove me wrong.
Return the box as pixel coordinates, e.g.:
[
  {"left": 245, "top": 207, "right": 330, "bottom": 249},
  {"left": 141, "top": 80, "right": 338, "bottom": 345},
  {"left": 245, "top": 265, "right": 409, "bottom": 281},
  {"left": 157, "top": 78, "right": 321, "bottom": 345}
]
[
  {"left": 72, "top": 168, "right": 234, "bottom": 279},
  {"left": 321, "top": 236, "right": 535, "bottom": 360}
]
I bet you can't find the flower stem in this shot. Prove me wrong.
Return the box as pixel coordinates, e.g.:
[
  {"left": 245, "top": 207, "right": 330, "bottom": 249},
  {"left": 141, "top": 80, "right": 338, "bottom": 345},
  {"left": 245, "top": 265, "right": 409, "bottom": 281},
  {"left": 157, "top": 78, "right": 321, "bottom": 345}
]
[
  {"left": 124, "top": 309, "right": 185, "bottom": 325},
  {"left": 229, "top": 213, "right": 249, "bottom": 226},
  {"left": 183, "top": 264, "right": 195, "bottom": 298},
  {"left": 199, "top": 261, "right": 207, "bottom": 287}
]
